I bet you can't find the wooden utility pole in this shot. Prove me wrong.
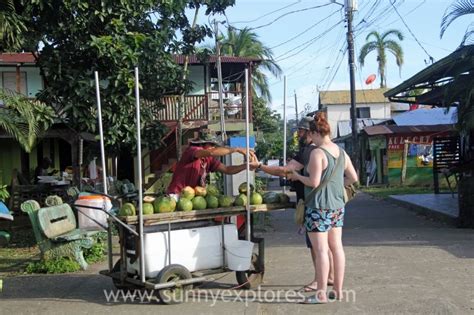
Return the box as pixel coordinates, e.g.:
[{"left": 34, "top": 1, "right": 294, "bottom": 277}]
[
  {"left": 215, "top": 20, "right": 226, "bottom": 143},
  {"left": 345, "top": 0, "right": 359, "bottom": 171},
  {"left": 400, "top": 140, "right": 409, "bottom": 185}
]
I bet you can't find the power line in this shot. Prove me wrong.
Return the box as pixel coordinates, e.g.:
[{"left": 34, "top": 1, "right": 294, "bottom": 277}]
[
  {"left": 270, "top": 9, "right": 342, "bottom": 50},
  {"left": 231, "top": 0, "right": 302, "bottom": 24},
  {"left": 275, "top": 19, "right": 345, "bottom": 62},
  {"left": 248, "top": 3, "right": 332, "bottom": 31},
  {"left": 389, "top": 0, "right": 434, "bottom": 63}
]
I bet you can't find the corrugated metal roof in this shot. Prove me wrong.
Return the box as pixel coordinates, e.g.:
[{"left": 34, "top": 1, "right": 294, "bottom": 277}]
[
  {"left": 0, "top": 53, "right": 36, "bottom": 64},
  {"left": 393, "top": 107, "right": 457, "bottom": 126},
  {"left": 364, "top": 124, "right": 454, "bottom": 136},
  {"left": 385, "top": 45, "right": 474, "bottom": 105},
  {"left": 337, "top": 119, "right": 388, "bottom": 137},
  {"left": 320, "top": 88, "right": 389, "bottom": 105},
  {"left": 173, "top": 55, "right": 261, "bottom": 65}
]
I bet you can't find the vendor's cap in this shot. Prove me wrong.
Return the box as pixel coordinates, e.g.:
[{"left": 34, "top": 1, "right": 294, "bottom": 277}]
[
  {"left": 297, "top": 116, "right": 313, "bottom": 130},
  {"left": 189, "top": 132, "right": 221, "bottom": 146}
]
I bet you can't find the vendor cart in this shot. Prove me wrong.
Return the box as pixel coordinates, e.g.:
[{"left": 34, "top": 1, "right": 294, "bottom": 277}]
[
  {"left": 91, "top": 68, "right": 294, "bottom": 304},
  {"left": 98, "top": 202, "right": 293, "bottom": 304}
]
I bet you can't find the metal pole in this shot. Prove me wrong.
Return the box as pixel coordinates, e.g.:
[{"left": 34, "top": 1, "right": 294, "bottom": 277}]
[
  {"left": 215, "top": 20, "right": 226, "bottom": 143},
  {"left": 244, "top": 69, "right": 251, "bottom": 241},
  {"left": 346, "top": 1, "right": 359, "bottom": 171},
  {"left": 94, "top": 71, "right": 112, "bottom": 271},
  {"left": 134, "top": 67, "right": 145, "bottom": 284},
  {"left": 283, "top": 76, "right": 287, "bottom": 194},
  {"left": 294, "top": 90, "right": 298, "bottom": 123}
]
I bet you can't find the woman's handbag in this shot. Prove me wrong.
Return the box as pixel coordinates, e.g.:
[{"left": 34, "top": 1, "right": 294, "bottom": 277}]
[
  {"left": 343, "top": 184, "right": 357, "bottom": 203},
  {"left": 295, "top": 199, "right": 306, "bottom": 225}
]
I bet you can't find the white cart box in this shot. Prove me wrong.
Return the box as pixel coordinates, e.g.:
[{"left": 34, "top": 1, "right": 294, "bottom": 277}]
[{"left": 128, "top": 224, "right": 239, "bottom": 278}]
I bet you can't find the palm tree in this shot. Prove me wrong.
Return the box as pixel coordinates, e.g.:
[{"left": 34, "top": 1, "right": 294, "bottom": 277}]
[
  {"left": 0, "top": 0, "right": 27, "bottom": 51},
  {"left": 0, "top": 89, "right": 55, "bottom": 153},
  {"left": 440, "top": 0, "right": 474, "bottom": 45},
  {"left": 220, "top": 27, "right": 282, "bottom": 102},
  {"left": 358, "top": 30, "right": 404, "bottom": 88}
]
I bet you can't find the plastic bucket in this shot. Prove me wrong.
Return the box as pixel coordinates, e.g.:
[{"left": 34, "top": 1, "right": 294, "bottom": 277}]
[
  {"left": 75, "top": 194, "right": 112, "bottom": 230},
  {"left": 225, "top": 240, "right": 254, "bottom": 271}
]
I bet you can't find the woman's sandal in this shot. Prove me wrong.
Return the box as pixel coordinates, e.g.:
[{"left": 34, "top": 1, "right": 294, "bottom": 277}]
[
  {"left": 303, "top": 281, "right": 334, "bottom": 292},
  {"left": 300, "top": 295, "right": 328, "bottom": 304}
]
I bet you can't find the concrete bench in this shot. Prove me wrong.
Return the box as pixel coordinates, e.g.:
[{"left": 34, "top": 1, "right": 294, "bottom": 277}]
[{"left": 21, "top": 200, "right": 98, "bottom": 270}]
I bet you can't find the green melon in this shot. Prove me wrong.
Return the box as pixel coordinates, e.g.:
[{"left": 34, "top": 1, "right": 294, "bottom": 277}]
[
  {"left": 250, "top": 192, "right": 263, "bottom": 205},
  {"left": 192, "top": 196, "right": 207, "bottom": 210},
  {"left": 153, "top": 196, "right": 176, "bottom": 213},
  {"left": 142, "top": 202, "right": 154, "bottom": 215},
  {"left": 234, "top": 194, "right": 248, "bottom": 206},
  {"left": 206, "top": 195, "right": 219, "bottom": 208},
  {"left": 119, "top": 202, "right": 136, "bottom": 216},
  {"left": 177, "top": 198, "right": 193, "bottom": 211},
  {"left": 218, "top": 195, "right": 234, "bottom": 207}
]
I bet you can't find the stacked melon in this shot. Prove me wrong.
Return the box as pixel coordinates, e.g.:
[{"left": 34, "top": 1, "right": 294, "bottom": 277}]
[{"left": 118, "top": 182, "right": 290, "bottom": 216}]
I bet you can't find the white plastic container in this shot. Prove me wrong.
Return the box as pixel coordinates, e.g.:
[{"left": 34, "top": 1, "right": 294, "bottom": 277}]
[
  {"left": 128, "top": 224, "right": 239, "bottom": 278},
  {"left": 225, "top": 240, "right": 254, "bottom": 271},
  {"left": 75, "top": 195, "right": 112, "bottom": 230}
]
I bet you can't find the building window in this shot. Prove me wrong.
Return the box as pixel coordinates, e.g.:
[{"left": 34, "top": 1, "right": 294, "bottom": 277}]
[
  {"left": 2, "top": 72, "right": 27, "bottom": 95},
  {"left": 357, "top": 107, "right": 371, "bottom": 118}
]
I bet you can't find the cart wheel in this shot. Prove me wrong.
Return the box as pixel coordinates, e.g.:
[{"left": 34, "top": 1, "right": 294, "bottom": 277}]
[
  {"left": 156, "top": 264, "right": 192, "bottom": 305},
  {"left": 235, "top": 253, "right": 263, "bottom": 289},
  {"left": 111, "top": 259, "right": 137, "bottom": 290}
]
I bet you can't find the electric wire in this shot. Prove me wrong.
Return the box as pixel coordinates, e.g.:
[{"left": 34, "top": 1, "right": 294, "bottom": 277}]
[{"left": 231, "top": 0, "right": 302, "bottom": 24}]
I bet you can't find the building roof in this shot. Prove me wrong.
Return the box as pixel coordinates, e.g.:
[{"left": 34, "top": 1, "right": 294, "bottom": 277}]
[
  {"left": 319, "top": 88, "right": 390, "bottom": 105},
  {"left": 173, "top": 55, "right": 261, "bottom": 65},
  {"left": 393, "top": 107, "right": 457, "bottom": 126},
  {"left": 384, "top": 45, "right": 474, "bottom": 106},
  {"left": 0, "top": 53, "right": 36, "bottom": 65},
  {"left": 364, "top": 124, "right": 454, "bottom": 136},
  {"left": 0, "top": 53, "right": 261, "bottom": 66}
]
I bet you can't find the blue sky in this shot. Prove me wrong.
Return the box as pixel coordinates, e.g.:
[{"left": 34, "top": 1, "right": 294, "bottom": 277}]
[{"left": 200, "top": 0, "right": 470, "bottom": 118}]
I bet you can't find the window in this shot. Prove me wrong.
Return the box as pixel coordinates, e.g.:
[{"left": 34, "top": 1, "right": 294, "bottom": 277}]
[
  {"left": 357, "top": 107, "right": 371, "bottom": 118},
  {"left": 2, "top": 72, "right": 27, "bottom": 95}
]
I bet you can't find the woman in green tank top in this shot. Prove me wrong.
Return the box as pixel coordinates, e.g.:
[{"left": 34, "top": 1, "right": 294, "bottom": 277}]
[{"left": 289, "top": 113, "right": 358, "bottom": 304}]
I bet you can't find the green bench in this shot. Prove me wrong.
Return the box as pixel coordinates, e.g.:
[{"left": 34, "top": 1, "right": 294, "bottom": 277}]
[{"left": 21, "top": 200, "right": 99, "bottom": 270}]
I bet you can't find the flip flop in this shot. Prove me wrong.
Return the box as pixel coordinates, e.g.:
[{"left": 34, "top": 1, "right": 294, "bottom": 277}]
[
  {"left": 303, "top": 285, "right": 317, "bottom": 292},
  {"left": 300, "top": 295, "right": 328, "bottom": 304}
]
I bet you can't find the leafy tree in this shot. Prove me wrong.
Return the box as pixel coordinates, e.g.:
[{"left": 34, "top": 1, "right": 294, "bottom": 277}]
[
  {"left": 220, "top": 27, "right": 282, "bottom": 102},
  {"left": 14, "top": 0, "right": 235, "bottom": 153},
  {"left": 358, "top": 30, "right": 404, "bottom": 88},
  {"left": 0, "top": 0, "right": 27, "bottom": 51},
  {"left": 441, "top": 0, "right": 474, "bottom": 45}
]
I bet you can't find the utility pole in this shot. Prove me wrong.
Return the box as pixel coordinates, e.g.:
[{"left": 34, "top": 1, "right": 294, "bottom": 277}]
[
  {"left": 283, "top": 76, "right": 287, "bottom": 194},
  {"left": 345, "top": 0, "right": 359, "bottom": 171},
  {"left": 214, "top": 20, "right": 226, "bottom": 143},
  {"left": 294, "top": 90, "right": 299, "bottom": 122}
]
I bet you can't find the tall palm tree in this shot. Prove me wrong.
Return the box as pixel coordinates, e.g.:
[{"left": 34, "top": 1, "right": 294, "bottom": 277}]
[
  {"left": 0, "top": 0, "right": 27, "bottom": 51},
  {"left": 358, "top": 30, "right": 404, "bottom": 88},
  {"left": 440, "top": 0, "right": 474, "bottom": 45},
  {"left": 220, "top": 27, "right": 282, "bottom": 102}
]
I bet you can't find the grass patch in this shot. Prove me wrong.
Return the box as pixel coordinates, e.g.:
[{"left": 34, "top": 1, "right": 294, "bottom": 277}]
[{"left": 362, "top": 186, "right": 450, "bottom": 199}]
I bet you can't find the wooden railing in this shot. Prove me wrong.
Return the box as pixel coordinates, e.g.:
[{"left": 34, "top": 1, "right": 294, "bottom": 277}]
[{"left": 149, "top": 95, "right": 208, "bottom": 122}]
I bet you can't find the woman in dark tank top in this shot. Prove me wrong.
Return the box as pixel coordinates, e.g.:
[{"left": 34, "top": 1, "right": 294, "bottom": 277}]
[{"left": 289, "top": 112, "right": 358, "bottom": 304}]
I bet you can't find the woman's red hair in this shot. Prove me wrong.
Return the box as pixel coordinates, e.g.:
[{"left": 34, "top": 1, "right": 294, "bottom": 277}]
[{"left": 309, "top": 112, "right": 331, "bottom": 137}]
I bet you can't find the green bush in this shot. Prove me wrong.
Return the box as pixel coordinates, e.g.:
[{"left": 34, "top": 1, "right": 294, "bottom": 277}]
[{"left": 26, "top": 257, "right": 81, "bottom": 274}]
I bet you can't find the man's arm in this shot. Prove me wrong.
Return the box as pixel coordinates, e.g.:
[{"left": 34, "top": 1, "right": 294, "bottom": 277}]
[
  {"left": 194, "top": 147, "right": 256, "bottom": 160},
  {"left": 215, "top": 163, "right": 247, "bottom": 175},
  {"left": 259, "top": 159, "right": 303, "bottom": 177}
]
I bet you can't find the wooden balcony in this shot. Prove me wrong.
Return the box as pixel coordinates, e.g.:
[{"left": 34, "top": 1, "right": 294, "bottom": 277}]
[{"left": 146, "top": 91, "right": 249, "bottom": 123}]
